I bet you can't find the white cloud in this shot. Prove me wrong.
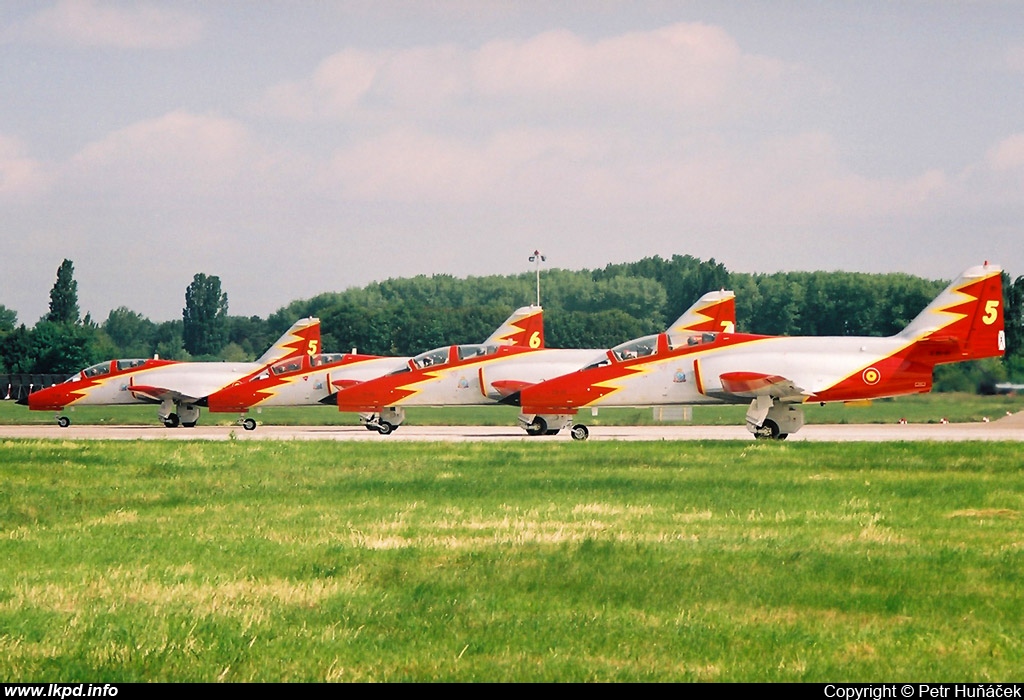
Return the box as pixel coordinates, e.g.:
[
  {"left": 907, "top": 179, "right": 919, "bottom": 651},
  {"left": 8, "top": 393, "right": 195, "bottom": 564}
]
[
  {"left": 263, "top": 49, "right": 380, "bottom": 120},
  {"left": 0, "top": 135, "right": 50, "bottom": 198},
  {"left": 64, "top": 111, "right": 274, "bottom": 201},
  {"left": 260, "top": 22, "right": 796, "bottom": 123},
  {"left": 471, "top": 23, "right": 779, "bottom": 110},
  {"left": 985, "top": 133, "right": 1024, "bottom": 171},
  {"left": 14, "top": 0, "right": 203, "bottom": 49},
  {"left": 1005, "top": 45, "right": 1024, "bottom": 72},
  {"left": 322, "top": 126, "right": 604, "bottom": 204},
  {"left": 953, "top": 133, "right": 1024, "bottom": 209}
]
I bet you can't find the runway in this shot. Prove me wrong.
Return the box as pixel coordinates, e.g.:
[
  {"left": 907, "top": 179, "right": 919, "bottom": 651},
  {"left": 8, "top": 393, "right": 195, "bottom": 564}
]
[{"left": 1, "top": 418, "right": 1022, "bottom": 442}]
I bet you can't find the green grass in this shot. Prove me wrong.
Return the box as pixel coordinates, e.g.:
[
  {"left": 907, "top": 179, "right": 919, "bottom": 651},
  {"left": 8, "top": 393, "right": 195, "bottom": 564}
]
[
  {"left": 1, "top": 439, "right": 1022, "bottom": 681},
  {"left": 3, "top": 391, "right": 1023, "bottom": 427}
]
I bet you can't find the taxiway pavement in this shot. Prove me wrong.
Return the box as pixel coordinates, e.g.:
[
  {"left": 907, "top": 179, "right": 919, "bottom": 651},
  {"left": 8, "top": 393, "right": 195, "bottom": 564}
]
[{"left": 1, "top": 420, "right": 1022, "bottom": 442}]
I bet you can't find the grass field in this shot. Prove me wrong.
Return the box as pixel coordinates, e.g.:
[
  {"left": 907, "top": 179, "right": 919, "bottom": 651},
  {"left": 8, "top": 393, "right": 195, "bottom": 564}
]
[
  {"left": 1, "top": 439, "right": 1022, "bottom": 681},
  {"left": 3, "top": 391, "right": 1023, "bottom": 428}
]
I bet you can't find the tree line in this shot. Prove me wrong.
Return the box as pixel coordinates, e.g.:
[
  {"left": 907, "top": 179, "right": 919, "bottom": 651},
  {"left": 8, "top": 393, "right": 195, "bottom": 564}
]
[{"left": 2, "top": 256, "right": 1022, "bottom": 390}]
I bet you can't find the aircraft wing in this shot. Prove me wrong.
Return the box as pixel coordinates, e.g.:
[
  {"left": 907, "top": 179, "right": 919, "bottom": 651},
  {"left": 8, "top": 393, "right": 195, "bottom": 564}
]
[
  {"left": 489, "top": 379, "right": 535, "bottom": 398},
  {"left": 696, "top": 358, "right": 808, "bottom": 402},
  {"left": 126, "top": 364, "right": 261, "bottom": 405},
  {"left": 126, "top": 384, "right": 195, "bottom": 404},
  {"left": 718, "top": 372, "right": 805, "bottom": 400}
]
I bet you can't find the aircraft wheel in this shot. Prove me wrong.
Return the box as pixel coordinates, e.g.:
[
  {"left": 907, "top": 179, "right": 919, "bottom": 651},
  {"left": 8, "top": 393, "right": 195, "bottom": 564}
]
[
  {"left": 57, "top": 416, "right": 71, "bottom": 428},
  {"left": 163, "top": 413, "right": 180, "bottom": 428},
  {"left": 570, "top": 424, "right": 590, "bottom": 441},
  {"left": 377, "top": 421, "right": 396, "bottom": 435},
  {"left": 525, "top": 416, "right": 548, "bottom": 436},
  {"left": 545, "top": 429, "right": 560, "bottom": 436},
  {"left": 753, "top": 419, "right": 780, "bottom": 440},
  {"left": 182, "top": 422, "right": 197, "bottom": 428},
  {"left": 242, "top": 418, "right": 257, "bottom": 431}
]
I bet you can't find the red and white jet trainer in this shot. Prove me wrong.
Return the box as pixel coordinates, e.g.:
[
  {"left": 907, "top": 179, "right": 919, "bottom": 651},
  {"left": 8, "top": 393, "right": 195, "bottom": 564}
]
[
  {"left": 513, "top": 264, "right": 1005, "bottom": 440},
  {"left": 335, "top": 304, "right": 553, "bottom": 433},
  {"left": 21, "top": 318, "right": 320, "bottom": 428},
  {"left": 201, "top": 350, "right": 407, "bottom": 430},
  {"left": 203, "top": 304, "right": 550, "bottom": 431},
  {"left": 336, "top": 290, "right": 737, "bottom": 436}
]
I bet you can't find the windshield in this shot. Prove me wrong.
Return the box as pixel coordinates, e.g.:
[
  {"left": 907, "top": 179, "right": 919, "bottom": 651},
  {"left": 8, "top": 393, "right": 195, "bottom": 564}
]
[
  {"left": 411, "top": 347, "right": 451, "bottom": 369},
  {"left": 457, "top": 344, "right": 498, "bottom": 361},
  {"left": 611, "top": 335, "right": 658, "bottom": 362},
  {"left": 271, "top": 358, "right": 304, "bottom": 376},
  {"left": 582, "top": 356, "right": 612, "bottom": 371},
  {"left": 311, "top": 353, "right": 345, "bottom": 367},
  {"left": 116, "top": 359, "right": 146, "bottom": 371},
  {"left": 673, "top": 332, "right": 719, "bottom": 349},
  {"left": 81, "top": 361, "right": 112, "bottom": 379}
]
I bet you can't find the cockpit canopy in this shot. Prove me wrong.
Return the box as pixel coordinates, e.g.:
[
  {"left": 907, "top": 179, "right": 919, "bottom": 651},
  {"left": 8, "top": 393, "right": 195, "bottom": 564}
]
[
  {"left": 679, "top": 332, "right": 720, "bottom": 347},
  {"left": 116, "top": 359, "right": 147, "bottom": 371},
  {"left": 77, "top": 361, "right": 113, "bottom": 380},
  {"left": 410, "top": 347, "right": 451, "bottom": 370},
  {"left": 390, "top": 343, "right": 502, "bottom": 374},
  {"left": 457, "top": 344, "right": 499, "bottom": 361},
  {"left": 311, "top": 353, "right": 346, "bottom": 368},
  {"left": 584, "top": 332, "right": 720, "bottom": 370},
  {"left": 611, "top": 335, "right": 659, "bottom": 362}
]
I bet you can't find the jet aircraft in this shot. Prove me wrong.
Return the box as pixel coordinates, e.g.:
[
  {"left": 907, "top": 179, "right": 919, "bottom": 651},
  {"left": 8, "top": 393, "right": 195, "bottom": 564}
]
[
  {"left": 511, "top": 264, "right": 1005, "bottom": 440},
  {"left": 21, "top": 318, "right": 320, "bottom": 428},
  {"left": 203, "top": 305, "right": 546, "bottom": 430},
  {"left": 202, "top": 351, "right": 405, "bottom": 430},
  {"left": 336, "top": 290, "right": 737, "bottom": 436}
]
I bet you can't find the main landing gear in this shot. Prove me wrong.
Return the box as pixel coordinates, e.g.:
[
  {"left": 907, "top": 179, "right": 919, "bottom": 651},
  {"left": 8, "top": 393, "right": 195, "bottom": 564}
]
[
  {"left": 360, "top": 407, "right": 406, "bottom": 435},
  {"left": 159, "top": 400, "right": 200, "bottom": 428},
  {"left": 519, "top": 414, "right": 589, "bottom": 440},
  {"left": 746, "top": 397, "right": 804, "bottom": 441}
]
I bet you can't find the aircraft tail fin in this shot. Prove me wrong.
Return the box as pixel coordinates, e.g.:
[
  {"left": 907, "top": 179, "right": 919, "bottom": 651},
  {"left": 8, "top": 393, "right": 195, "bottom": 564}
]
[
  {"left": 255, "top": 317, "right": 321, "bottom": 366},
  {"left": 482, "top": 306, "right": 545, "bottom": 350},
  {"left": 666, "top": 290, "right": 736, "bottom": 338},
  {"left": 900, "top": 264, "right": 1005, "bottom": 363}
]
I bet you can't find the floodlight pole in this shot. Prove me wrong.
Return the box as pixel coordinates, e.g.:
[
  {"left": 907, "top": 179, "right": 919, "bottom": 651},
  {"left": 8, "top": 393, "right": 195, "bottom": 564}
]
[{"left": 529, "top": 250, "right": 546, "bottom": 307}]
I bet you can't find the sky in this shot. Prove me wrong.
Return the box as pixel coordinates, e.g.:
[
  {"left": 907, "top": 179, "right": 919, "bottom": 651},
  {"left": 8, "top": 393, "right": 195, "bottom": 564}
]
[{"left": 2, "top": 0, "right": 1022, "bottom": 324}]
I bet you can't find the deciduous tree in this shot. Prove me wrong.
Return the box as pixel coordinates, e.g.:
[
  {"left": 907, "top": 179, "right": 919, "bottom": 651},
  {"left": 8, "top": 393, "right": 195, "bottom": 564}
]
[
  {"left": 46, "top": 259, "right": 80, "bottom": 325},
  {"left": 182, "top": 273, "right": 228, "bottom": 356}
]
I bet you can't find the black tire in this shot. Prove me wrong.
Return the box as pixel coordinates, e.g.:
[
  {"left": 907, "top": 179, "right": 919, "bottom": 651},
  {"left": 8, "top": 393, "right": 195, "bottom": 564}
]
[
  {"left": 182, "top": 422, "right": 197, "bottom": 428},
  {"left": 242, "top": 418, "right": 257, "bottom": 431},
  {"left": 545, "top": 429, "right": 560, "bottom": 436},
  {"left": 570, "top": 424, "right": 590, "bottom": 441},
  {"left": 163, "top": 413, "right": 180, "bottom": 428},
  {"left": 377, "top": 421, "right": 395, "bottom": 435},
  {"left": 57, "top": 416, "right": 71, "bottom": 428},
  {"left": 753, "top": 419, "right": 780, "bottom": 440},
  {"left": 525, "top": 416, "right": 548, "bottom": 436}
]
